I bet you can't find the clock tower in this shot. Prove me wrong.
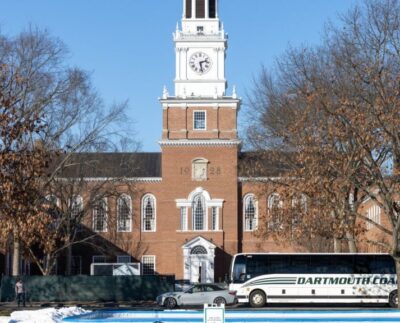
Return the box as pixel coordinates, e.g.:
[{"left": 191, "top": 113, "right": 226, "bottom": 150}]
[
  {"left": 174, "top": 0, "right": 227, "bottom": 98},
  {"left": 158, "top": 0, "right": 241, "bottom": 283}
]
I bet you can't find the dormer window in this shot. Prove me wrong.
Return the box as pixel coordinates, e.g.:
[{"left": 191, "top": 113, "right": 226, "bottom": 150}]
[{"left": 193, "top": 111, "right": 206, "bottom": 130}]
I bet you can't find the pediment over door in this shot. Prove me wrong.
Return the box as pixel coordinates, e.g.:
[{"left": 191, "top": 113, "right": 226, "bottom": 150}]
[{"left": 182, "top": 236, "right": 217, "bottom": 251}]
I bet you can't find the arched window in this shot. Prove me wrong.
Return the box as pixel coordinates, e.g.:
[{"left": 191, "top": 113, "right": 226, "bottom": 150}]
[
  {"left": 70, "top": 195, "right": 83, "bottom": 219},
  {"left": 366, "top": 204, "right": 381, "bottom": 230},
  {"left": 268, "top": 193, "right": 283, "bottom": 230},
  {"left": 191, "top": 245, "right": 207, "bottom": 255},
  {"left": 142, "top": 194, "right": 156, "bottom": 232},
  {"left": 45, "top": 195, "right": 59, "bottom": 216},
  {"left": 244, "top": 194, "right": 257, "bottom": 231},
  {"left": 117, "top": 194, "right": 132, "bottom": 232},
  {"left": 192, "top": 194, "right": 206, "bottom": 231},
  {"left": 291, "top": 194, "right": 307, "bottom": 226},
  {"left": 93, "top": 198, "right": 107, "bottom": 232}
]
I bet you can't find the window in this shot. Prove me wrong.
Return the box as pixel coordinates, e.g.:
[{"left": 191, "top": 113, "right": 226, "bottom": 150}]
[
  {"left": 191, "top": 245, "right": 207, "bottom": 255},
  {"left": 211, "top": 207, "right": 218, "bottom": 231},
  {"left": 117, "top": 194, "right": 132, "bottom": 232},
  {"left": 180, "top": 207, "right": 188, "bottom": 231},
  {"left": 209, "top": 0, "right": 216, "bottom": 18},
  {"left": 142, "top": 194, "right": 156, "bottom": 232},
  {"left": 142, "top": 255, "right": 156, "bottom": 275},
  {"left": 196, "top": 0, "right": 205, "bottom": 18},
  {"left": 92, "top": 255, "right": 106, "bottom": 263},
  {"left": 70, "top": 196, "right": 83, "bottom": 219},
  {"left": 192, "top": 194, "right": 206, "bottom": 231},
  {"left": 117, "top": 255, "right": 131, "bottom": 263},
  {"left": 244, "top": 194, "right": 257, "bottom": 231},
  {"left": 185, "top": 0, "right": 192, "bottom": 18},
  {"left": 268, "top": 193, "right": 283, "bottom": 230},
  {"left": 193, "top": 111, "right": 206, "bottom": 130},
  {"left": 291, "top": 194, "right": 307, "bottom": 226},
  {"left": 93, "top": 198, "right": 107, "bottom": 232},
  {"left": 366, "top": 205, "right": 381, "bottom": 229},
  {"left": 45, "top": 195, "right": 60, "bottom": 219}
]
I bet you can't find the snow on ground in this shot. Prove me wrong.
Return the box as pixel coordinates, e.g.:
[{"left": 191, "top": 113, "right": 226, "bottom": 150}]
[{"left": 0, "top": 307, "right": 90, "bottom": 323}]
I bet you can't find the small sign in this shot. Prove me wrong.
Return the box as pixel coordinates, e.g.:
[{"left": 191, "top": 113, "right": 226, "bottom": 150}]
[{"left": 204, "top": 304, "right": 225, "bottom": 323}]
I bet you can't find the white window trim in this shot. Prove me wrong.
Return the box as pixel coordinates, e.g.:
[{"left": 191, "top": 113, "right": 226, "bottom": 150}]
[
  {"left": 141, "top": 194, "right": 157, "bottom": 232},
  {"left": 367, "top": 204, "right": 381, "bottom": 230},
  {"left": 141, "top": 255, "right": 156, "bottom": 275},
  {"left": 211, "top": 206, "right": 219, "bottom": 231},
  {"left": 180, "top": 207, "right": 188, "bottom": 231},
  {"left": 193, "top": 110, "right": 207, "bottom": 131},
  {"left": 117, "top": 194, "right": 132, "bottom": 232},
  {"left": 45, "top": 194, "right": 60, "bottom": 207},
  {"left": 268, "top": 193, "right": 283, "bottom": 209},
  {"left": 243, "top": 194, "right": 258, "bottom": 232},
  {"left": 92, "top": 198, "right": 108, "bottom": 232}
]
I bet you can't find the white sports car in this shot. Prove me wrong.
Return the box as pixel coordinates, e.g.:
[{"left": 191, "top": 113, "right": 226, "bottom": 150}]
[{"left": 156, "top": 283, "right": 237, "bottom": 309}]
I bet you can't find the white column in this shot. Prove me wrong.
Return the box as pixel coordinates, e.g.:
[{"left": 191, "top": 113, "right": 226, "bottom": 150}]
[
  {"left": 183, "top": 0, "right": 186, "bottom": 18},
  {"left": 205, "top": 0, "right": 209, "bottom": 18},
  {"left": 192, "top": 0, "right": 196, "bottom": 19},
  {"left": 183, "top": 247, "right": 190, "bottom": 280},
  {"left": 216, "top": 0, "right": 218, "bottom": 18}
]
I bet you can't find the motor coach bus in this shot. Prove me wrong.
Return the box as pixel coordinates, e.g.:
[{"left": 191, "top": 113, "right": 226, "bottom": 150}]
[{"left": 229, "top": 253, "right": 397, "bottom": 307}]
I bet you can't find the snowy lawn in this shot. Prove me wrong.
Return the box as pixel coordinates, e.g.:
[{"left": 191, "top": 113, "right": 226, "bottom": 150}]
[{"left": 0, "top": 307, "right": 90, "bottom": 323}]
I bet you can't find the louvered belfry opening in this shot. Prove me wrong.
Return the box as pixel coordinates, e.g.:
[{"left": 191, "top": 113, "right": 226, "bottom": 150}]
[
  {"left": 196, "top": 0, "right": 205, "bottom": 18},
  {"left": 185, "top": 0, "right": 192, "bottom": 18},
  {"left": 209, "top": 0, "right": 216, "bottom": 18}
]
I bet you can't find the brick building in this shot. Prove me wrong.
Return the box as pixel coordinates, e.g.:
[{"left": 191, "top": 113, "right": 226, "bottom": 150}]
[{"left": 79, "top": 0, "right": 296, "bottom": 282}]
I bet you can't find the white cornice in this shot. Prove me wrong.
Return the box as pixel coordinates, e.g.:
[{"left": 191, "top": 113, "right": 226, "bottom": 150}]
[
  {"left": 159, "top": 97, "right": 241, "bottom": 105},
  {"left": 159, "top": 140, "right": 241, "bottom": 147},
  {"left": 56, "top": 177, "right": 162, "bottom": 183},
  {"left": 239, "top": 177, "right": 282, "bottom": 183}
]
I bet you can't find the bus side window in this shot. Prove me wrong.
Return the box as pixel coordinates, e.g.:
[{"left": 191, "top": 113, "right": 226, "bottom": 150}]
[
  {"left": 310, "top": 255, "right": 331, "bottom": 274},
  {"left": 354, "top": 255, "right": 371, "bottom": 274}
]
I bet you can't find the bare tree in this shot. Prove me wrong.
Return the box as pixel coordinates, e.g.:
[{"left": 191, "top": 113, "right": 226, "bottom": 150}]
[
  {"left": 0, "top": 27, "right": 139, "bottom": 275},
  {"left": 247, "top": 0, "right": 400, "bottom": 305}
]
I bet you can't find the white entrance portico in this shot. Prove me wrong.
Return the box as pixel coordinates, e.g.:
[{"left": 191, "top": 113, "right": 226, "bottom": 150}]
[{"left": 182, "top": 236, "right": 216, "bottom": 283}]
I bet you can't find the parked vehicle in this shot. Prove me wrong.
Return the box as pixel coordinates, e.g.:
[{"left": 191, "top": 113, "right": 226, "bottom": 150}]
[{"left": 156, "top": 283, "right": 237, "bottom": 309}]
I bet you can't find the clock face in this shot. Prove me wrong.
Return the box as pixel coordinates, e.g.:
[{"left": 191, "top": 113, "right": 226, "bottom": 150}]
[{"left": 189, "top": 52, "right": 212, "bottom": 74}]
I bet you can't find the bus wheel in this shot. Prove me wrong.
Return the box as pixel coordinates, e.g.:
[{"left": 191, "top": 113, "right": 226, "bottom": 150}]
[
  {"left": 389, "top": 290, "right": 398, "bottom": 308},
  {"left": 249, "top": 290, "right": 266, "bottom": 308}
]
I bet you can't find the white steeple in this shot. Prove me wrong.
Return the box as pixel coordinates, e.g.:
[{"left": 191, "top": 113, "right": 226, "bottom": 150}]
[{"left": 173, "top": 0, "right": 227, "bottom": 98}]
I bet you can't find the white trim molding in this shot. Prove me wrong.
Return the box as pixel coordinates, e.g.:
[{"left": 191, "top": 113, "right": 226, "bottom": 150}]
[
  {"left": 159, "top": 139, "right": 241, "bottom": 147},
  {"left": 56, "top": 177, "right": 162, "bottom": 183}
]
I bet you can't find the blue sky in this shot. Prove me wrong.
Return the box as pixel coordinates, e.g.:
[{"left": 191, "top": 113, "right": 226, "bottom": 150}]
[{"left": 0, "top": 0, "right": 361, "bottom": 152}]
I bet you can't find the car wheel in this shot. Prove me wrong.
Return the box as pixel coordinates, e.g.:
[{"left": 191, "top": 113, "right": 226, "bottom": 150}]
[
  {"left": 164, "top": 297, "right": 177, "bottom": 309},
  {"left": 389, "top": 290, "right": 398, "bottom": 308},
  {"left": 213, "top": 296, "right": 226, "bottom": 306},
  {"left": 249, "top": 290, "right": 266, "bottom": 308}
]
